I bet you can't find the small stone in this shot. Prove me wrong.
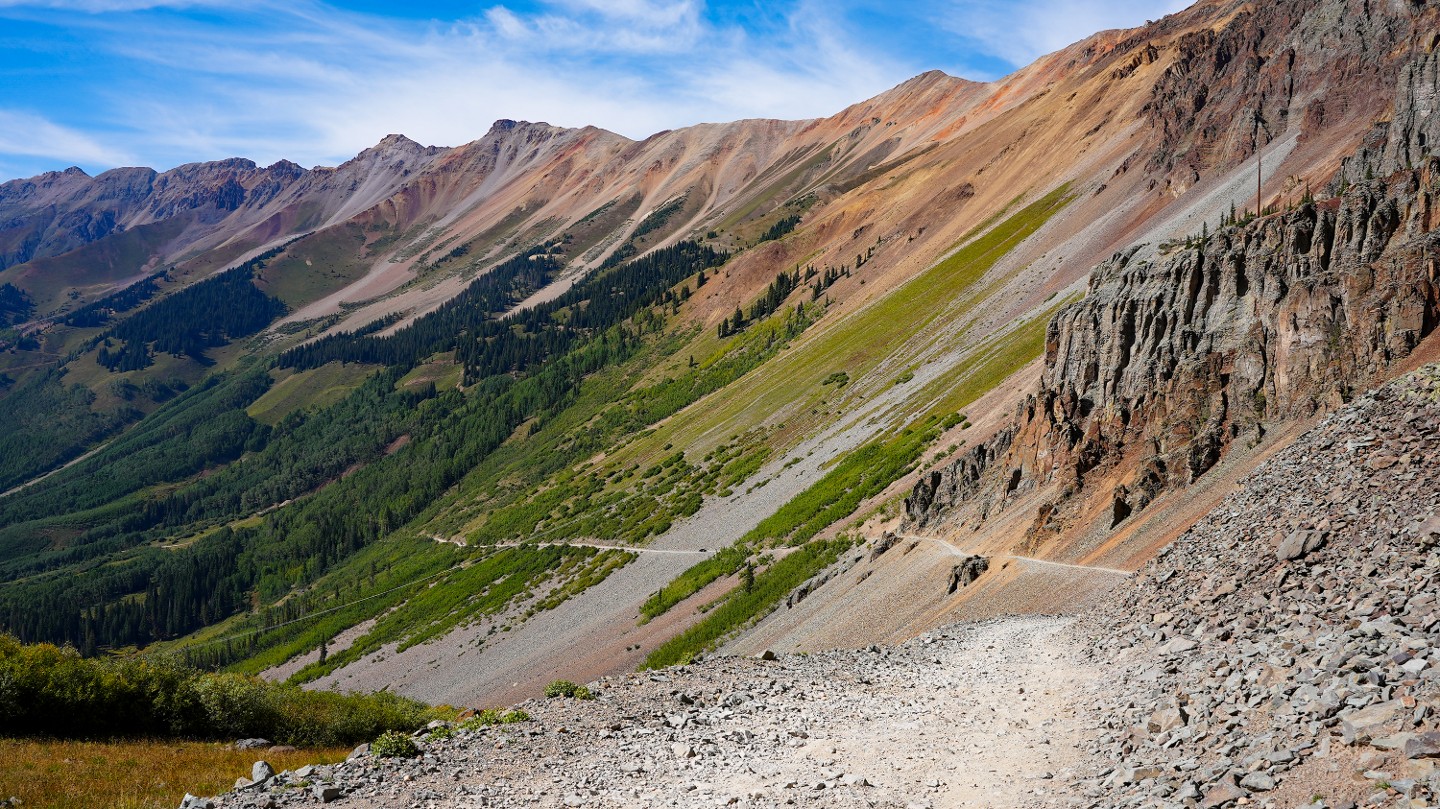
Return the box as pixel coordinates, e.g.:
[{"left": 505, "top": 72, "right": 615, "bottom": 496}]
[
  {"left": 1201, "top": 778, "right": 1246, "bottom": 808},
  {"left": 250, "top": 761, "right": 274, "bottom": 783},
  {"left": 757, "top": 649, "right": 777, "bottom": 661},
  {"left": 672, "top": 743, "right": 696, "bottom": 759},
  {"left": 1277, "top": 529, "right": 1326, "bottom": 561},
  {"left": 1404, "top": 732, "right": 1440, "bottom": 759},
  {"left": 1239, "top": 771, "right": 1275, "bottom": 792},
  {"left": 313, "top": 785, "right": 342, "bottom": 803}
]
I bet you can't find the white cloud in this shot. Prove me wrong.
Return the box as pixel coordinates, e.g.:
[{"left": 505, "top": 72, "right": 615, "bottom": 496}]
[
  {"left": 32, "top": 0, "right": 916, "bottom": 172},
  {"left": 0, "top": 110, "right": 133, "bottom": 167},
  {"left": 482, "top": 0, "right": 703, "bottom": 54},
  {"left": 938, "top": 0, "right": 1191, "bottom": 67}
]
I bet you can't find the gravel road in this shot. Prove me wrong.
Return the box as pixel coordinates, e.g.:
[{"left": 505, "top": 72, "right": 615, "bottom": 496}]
[{"left": 211, "top": 614, "right": 1104, "bottom": 809}]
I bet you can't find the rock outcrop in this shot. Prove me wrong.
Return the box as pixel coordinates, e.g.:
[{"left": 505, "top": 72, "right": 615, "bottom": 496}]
[{"left": 906, "top": 21, "right": 1440, "bottom": 538}]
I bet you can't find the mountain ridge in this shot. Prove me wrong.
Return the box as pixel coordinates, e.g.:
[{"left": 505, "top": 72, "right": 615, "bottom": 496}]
[{"left": 1, "top": 0, "right": 1438, "bottom": 734}]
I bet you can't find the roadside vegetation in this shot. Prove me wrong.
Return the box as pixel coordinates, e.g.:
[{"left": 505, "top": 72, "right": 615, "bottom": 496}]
[
  {"left": 0, "top": 633, "right": 440, "bottom": 745},
  {"left": 642, "top": 537, "right": 852, "bottom": 668}
]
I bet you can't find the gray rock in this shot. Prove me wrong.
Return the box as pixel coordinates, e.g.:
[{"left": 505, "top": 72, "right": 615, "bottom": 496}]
[
  {"left": 313, "top": 785, "right": 342, "bottom": 803},
  {"left": 1416, "top": 514, "right": 1440, "bottom": 548},
  {"left": 178, "top": 795, "right": 215, "bottom": 809},
  {"left": 1238, "top": 771, "right": 1274, "bottom": 791},
  {"left": 946, "top": 556, "right": 989, "bottom": 593},
  {"left": 1341, "top": 700, "right": 1403, "bottom": 744},
  {"left": 1403, "top": 731, "right": 1440, "bottom": 759},
  {"left": 1160, "top": 636, "right": 1198, "bottom": 655},
  {"left": 1148, "top": 703, "right": 1188, "bottom": 733},
  {"left": 1277, "top": 529, "right": 1327, "bottom": 561},
  {"left": 250, "top": 760, "right": 274, "bottom": 783},
  {"left": 1201, "top": 778, "right": 1247, "bottom": 808}
]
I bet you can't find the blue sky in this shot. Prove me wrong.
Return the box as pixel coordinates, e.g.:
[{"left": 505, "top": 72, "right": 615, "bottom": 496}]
[{"left": 0, "top": 0, "right": 1190, "bottom": 182}]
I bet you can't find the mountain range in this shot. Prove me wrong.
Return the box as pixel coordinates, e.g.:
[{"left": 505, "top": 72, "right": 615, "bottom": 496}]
[{"left": 0, "top": 0, "right": 1437, "bottom": 722}]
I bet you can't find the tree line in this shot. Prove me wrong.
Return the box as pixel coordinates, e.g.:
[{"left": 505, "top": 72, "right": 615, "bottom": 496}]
[
  {"left": 0, "top": 240, "right": 730, "bottom": 658},
  {"left": 96, "top": 248, "right": 289, "bottom": 371}
]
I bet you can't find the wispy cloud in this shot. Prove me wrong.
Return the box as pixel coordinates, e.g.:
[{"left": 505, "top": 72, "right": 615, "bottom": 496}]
[
  {"left": 936, "top": 0, "right": 1192, "bottom": 66},
  {"left": 0, "top": 110, "right": 132, "bottom": 167},
  {"left": 0, "top": 0, "right": 227, "bottom": 11}
]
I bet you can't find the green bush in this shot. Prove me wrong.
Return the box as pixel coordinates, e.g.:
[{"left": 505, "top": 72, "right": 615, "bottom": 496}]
[
  {"left": 0, "top": 634, "right": 436, "bottom": 745},
  {"left": 424, "top": 724, "right": 456, "bottom": 742},
  {"left": 371, "top": 730, "right": 421, "bottom": 758},
  {"left": 193, "top": 672, "right": 268, "bottom": 737},
  {"left": 543, "top": 680, "right": 595, "bottom": 700},
  {"left": 458, "top": 708, "right": 529, "bottom": 731}
]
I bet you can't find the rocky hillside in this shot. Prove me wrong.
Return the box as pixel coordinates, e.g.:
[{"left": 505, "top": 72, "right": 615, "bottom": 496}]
[
  {"left": 193, "top": 613, "right": 1097, "bottom": 809},
  {"left": 4, "top": 0, "right": 1440, "bottom": 721},
  {"left": 904, "top": 9, "right": 1440, "bottom": 563},
  {"left": 1072, "top": 364, "right": 1440, "bottom": 808},
  {"left": 185, "top": 364, "right": 1440, "bottom": 809}
]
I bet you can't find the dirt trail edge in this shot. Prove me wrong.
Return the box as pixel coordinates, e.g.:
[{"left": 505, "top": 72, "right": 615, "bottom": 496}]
[{"left": 210, "top": 614, "right": 1105, "bottom": 809}]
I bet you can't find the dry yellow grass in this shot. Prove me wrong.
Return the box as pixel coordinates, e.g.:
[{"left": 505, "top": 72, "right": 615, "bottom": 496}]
[{"left": 0, "top": 738, "right": 347, "bottom": 809}]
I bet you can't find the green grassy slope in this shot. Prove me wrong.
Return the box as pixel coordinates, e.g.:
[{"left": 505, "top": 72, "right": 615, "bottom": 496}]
[{"left": 0, "top": 148, "right": 1077, "bottom": 697}]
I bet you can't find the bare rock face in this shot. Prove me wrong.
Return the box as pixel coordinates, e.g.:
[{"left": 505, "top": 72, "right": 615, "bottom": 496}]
[
  {"left": 1141, "top": 0, "right": 1421, "bottom": 194},
  {"left": 946, "top": 556, "right": 989, "bottom": 594},
  {"left": 906, "top": 20, "right": 1440, "bottom": 536}
]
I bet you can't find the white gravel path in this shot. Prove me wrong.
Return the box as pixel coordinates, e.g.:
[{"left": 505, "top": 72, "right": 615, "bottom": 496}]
[{"left": 220, "top": 614, "right": 1106, "bottom": 809}]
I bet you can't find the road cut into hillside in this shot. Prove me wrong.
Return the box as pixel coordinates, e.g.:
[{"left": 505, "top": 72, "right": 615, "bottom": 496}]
[{"left": 210, "top": 614, "right": 1105, "bottom": 809}]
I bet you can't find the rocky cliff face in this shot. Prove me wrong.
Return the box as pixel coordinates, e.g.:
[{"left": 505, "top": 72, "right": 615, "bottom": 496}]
[
  {"left": 1140, "top": 0, "right": 1416, "bottom": 193},
  {"left": 906, "top": 21, "right": 1440, "bottom": 537}
]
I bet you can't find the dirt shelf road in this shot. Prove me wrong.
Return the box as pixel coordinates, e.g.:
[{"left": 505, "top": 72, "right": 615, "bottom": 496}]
[{"left": 221, "top": 614, "right": 1105, "bottom": 809}]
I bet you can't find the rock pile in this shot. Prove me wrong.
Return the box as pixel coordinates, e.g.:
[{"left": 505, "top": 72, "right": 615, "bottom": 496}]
[{"left": 1071, "top": 365, "right": 1440, "bottom": 808}]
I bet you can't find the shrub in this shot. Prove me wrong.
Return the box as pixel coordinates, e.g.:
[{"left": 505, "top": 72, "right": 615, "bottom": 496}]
[
  {"left": 0, "top": 633, "right": 436, "bottom": 746},
  {"left": 424, "top": 724, "right": 456, "bottom": 742},
  {"left": 543, "top": 680, "right": 595, "bottom": 700},
  {"left": 458, "top": 708, "right": 529, "bottom": 731},
  {"left": 193, "top": 672, "right": 268, "bottom": 738},
  {"left": 371, "top": 730, "right": 420, "bottom": 758}
]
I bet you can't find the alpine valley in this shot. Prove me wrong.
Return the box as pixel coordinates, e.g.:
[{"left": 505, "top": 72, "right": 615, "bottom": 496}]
[{"left": 4, "top": 0, "right": 1440, "bottom": 807}]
